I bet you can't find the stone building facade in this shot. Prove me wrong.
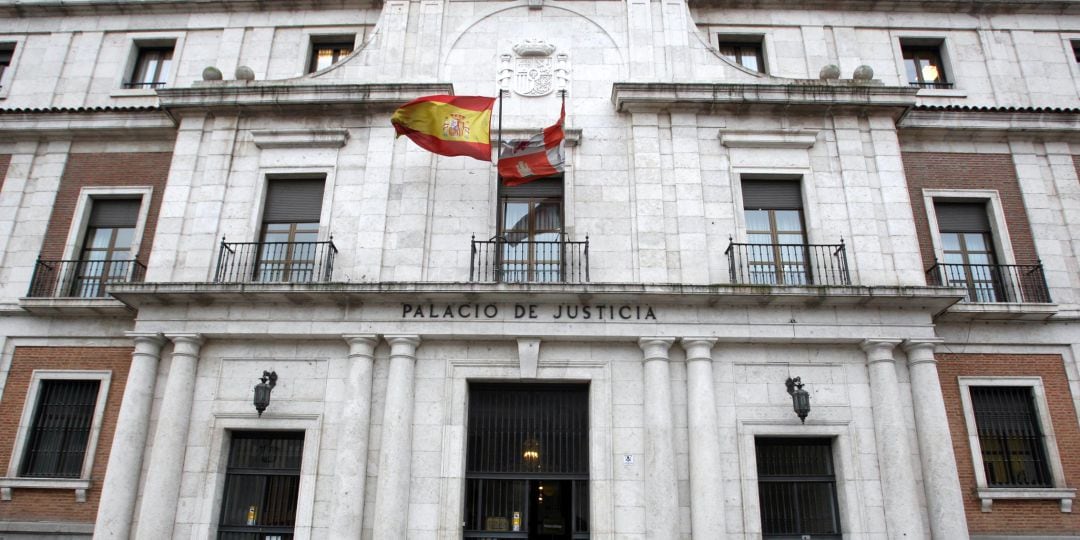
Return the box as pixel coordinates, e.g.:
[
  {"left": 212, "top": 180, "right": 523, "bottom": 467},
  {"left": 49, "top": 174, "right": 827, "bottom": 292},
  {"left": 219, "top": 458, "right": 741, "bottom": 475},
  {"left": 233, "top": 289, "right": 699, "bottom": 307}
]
[{"left": 0, "top": 0, "right": 1078, "bottom": 538}]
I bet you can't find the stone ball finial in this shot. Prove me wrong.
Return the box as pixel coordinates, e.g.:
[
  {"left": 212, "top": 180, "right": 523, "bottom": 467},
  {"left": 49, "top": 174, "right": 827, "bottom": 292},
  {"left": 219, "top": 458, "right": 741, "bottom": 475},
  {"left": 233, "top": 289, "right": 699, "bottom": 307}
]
[
  {"left": 819, "top": 64, "right": 841, "bottom": 80},
  {"left": 853, "top": 65, "right": 874, "bottom": 80},
  {"left": 202, "top": 66, "right": 223, "bottom": 81},
  {"left": 235, "top": 66, "right": 255, "bottom": 81}
]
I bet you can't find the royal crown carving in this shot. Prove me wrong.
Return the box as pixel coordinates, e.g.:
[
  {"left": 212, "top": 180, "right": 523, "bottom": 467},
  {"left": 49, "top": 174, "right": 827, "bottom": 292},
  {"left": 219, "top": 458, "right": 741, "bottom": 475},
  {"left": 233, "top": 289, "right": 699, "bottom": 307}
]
[{"left": 512, "top": 39, "right": 556, "bottom": 57}]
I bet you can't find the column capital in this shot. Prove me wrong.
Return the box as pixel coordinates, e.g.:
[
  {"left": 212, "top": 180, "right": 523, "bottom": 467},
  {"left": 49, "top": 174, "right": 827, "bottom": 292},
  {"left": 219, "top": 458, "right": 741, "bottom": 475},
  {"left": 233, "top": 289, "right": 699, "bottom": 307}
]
[
  {"left": 861, "top": 339, "right": 902, "bottom": 364},
  {"left": 638, "top": 337, "right": 674, "bottom": 361},
  {"left": 680, "top": 337, "right": 717, "bottom": 362},
  {"left": 902, "top": 338, "right": 943, "bottom": 353},
  {"left": 125, "top": 332, "right": 166, "bottom": 350},
  {"left": 344, "top": 334, "right": 379, "bottom": 356},
  {"left": 166, "top": 333, "right": 204, "bottom": 356},
  {"left": 385, "top": 335, "right": 421, "bottom": 358}
]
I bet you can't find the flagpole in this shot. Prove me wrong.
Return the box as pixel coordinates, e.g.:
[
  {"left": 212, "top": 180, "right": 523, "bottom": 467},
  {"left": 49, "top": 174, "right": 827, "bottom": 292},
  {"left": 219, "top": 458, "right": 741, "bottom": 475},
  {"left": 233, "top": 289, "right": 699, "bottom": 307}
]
[{"left": 497, "top": 88, "right": 505, "bottom": 164}]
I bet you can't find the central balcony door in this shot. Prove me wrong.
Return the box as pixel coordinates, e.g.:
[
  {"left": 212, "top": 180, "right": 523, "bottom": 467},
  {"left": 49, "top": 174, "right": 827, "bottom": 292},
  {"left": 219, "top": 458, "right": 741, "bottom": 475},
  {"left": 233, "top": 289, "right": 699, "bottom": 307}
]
[{"left": 464, "top": 384, "right": 589, "bottom": 539}]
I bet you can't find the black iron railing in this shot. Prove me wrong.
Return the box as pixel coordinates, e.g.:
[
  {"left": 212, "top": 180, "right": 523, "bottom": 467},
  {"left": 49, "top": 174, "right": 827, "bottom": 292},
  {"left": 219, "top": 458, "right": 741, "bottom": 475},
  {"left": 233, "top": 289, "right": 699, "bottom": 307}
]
[
  {"left": 926, "top": 261, "right": 1050, "bottom": 303},
  {"left": 123, "top": 81, "right": 166, "bottom": 89},
  {"left": 470, "top": 235, "right": 589, "bottom": 284},
  {"left": 725, "top": 240, "right": 850, "bottom": 286},
  {"left": 28, "top": 258, "right": 146, "bottom": 298},
  {"left": 909, "top": 81, "right": 955, "bottom": 89},
  {"left": 214, "top": 238, "right": 337, "bottom": 283}
]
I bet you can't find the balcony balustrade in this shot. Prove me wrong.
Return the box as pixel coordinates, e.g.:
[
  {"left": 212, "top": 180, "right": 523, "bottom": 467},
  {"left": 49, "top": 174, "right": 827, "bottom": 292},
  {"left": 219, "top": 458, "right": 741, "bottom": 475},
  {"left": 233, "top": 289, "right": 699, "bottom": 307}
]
[
  {"left": 28, "top": 258, "right": 146, "bottom": 298},
  {"left": 214, "top": 238, "right": 337, "bottom": 283},
  {"left": 725, "top": 240, "right": 851, "bottom": 286},
  {"left": 926, "top": 262, "right": 1050, "bottom": 303},
  {"left": 470, "top": 235, "right": 589, "bottom": 284}
]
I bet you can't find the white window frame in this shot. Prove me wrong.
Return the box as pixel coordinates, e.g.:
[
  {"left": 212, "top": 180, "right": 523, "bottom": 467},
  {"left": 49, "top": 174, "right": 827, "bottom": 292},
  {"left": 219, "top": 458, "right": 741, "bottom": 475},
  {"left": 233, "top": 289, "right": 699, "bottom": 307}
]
[
  {"left": 302, "top": 29, "right": 360, "bottom": 75},
  {"left": 922, "top": 188, "right": 1016, "bottom": 267},
  {"left": 893, "top": 33, "right": 966, "bottom": 98},
  {"left": 0, "top": 370, "right": 112, "bottom": 502},
  {"left": 0, "top": 36, "right": 26, "bottom": 100},
  {"left": 61, "top": 186, "right": 154, "bottom": 264},
  {"left": 738, "top": 422, "right": 864, "bottom": 537},
  {"left": 111, "top": 33, "right": 184, "bottom": 97},
  {"left": 197, "top": 415, "right": 321, "bottom": 538},
  {"left": 957, "top": 376, "right": 1076, "bottom": 512}
]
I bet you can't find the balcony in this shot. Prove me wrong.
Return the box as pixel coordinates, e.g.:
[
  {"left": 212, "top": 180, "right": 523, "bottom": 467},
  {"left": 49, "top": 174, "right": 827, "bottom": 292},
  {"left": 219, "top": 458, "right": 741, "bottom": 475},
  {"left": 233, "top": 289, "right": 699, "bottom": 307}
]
[
  {"left": 28, "top": 258, "right": 146, "bottom": 298},
  {"left": 725, "top": 241, "right": 851, "bottom": 286},
  {"left": 214, "top": 239, "right": 337, "bottom": 283},
  {"left": 926, "top": 262, "right": 1050, "bottom": 304},
  {"left": 470, "top": 235, "right": 589, "bottom": 284}
]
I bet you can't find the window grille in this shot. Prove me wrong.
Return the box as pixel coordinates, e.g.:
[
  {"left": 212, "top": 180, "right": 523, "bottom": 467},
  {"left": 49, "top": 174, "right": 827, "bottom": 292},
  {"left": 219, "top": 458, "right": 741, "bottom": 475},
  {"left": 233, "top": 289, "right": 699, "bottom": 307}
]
[
  {"left": 756, "top": 438, "right": 841, "bottom": 539},
  {"left": 971, "top": 386, "right": 1052, "bottom": 488},
  {"left": 218, "top": 431, "right": 304, "bottom": 540},
  {"left": 19, "top": 380, "right": 99, "bottom": 478},
  {"left": 465, "top": 384, "right": 589, "bottom": 538}
]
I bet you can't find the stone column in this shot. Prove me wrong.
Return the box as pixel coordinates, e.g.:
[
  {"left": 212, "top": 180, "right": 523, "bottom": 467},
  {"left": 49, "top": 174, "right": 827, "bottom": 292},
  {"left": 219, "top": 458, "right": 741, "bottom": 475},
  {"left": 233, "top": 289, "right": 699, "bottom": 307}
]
[
  {"left": 331, "top": 335, "right": 379, "bottom": 537},
  {"left": 93, "top": 333, "right": 166, "bottom": 540},
  {"left": 904, "top": 339, "right": 969, "bottom": 540},
  {"left": 639, "top": 337, "right": 679, "bottom": 540},
  {"left": 373, "top": 335, "right": 421, "bottom": 539},
  {"left": 861, "top": 339, "right": 926, "bottom": 539},
  {"left": 680, "top": 338, "right": 726, "bottom": 538},
  {"left": 135, "top": 334, "right": 203, "bottom": 537}
]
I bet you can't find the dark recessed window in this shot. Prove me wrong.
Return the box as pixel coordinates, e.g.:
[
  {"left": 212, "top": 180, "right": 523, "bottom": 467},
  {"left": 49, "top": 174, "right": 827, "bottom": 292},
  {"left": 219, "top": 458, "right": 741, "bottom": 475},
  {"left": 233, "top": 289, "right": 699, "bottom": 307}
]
[
  {"left": 20, "top": 380, "right": 100, "bottom": 478},
  {"left": 971, "top": 386, "right": 1053, "bottom": 488},
  {"left": 756, "top": 437, "right": 841, "bottom": 539},
  {"left": 902, "top": 41, "right": 951, "bottom": 88},
  {"left": 126, "top": 45, "right": 173, "bottom": 89},
  {"left": 309, "top": 37, "right": 354, "bottom": 73},
  {"left": 0, "top": 43, "right": 14, "bottom": 87},
  {"left": 718, "top": 36, "right": 765, "bottom": 73},
  {"left": 1072, "top": 40, "right": 1080, "bottom": 63},
  {"left": 218, "top": 431, "right": 304, "bottom": 540}
]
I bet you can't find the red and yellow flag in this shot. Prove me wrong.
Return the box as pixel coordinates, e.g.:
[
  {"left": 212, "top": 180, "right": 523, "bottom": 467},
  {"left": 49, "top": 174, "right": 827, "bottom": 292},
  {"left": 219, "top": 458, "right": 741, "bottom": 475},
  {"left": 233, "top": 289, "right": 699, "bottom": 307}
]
[{"left": 390, "top": 95, "right": 496, "bottom": 161}]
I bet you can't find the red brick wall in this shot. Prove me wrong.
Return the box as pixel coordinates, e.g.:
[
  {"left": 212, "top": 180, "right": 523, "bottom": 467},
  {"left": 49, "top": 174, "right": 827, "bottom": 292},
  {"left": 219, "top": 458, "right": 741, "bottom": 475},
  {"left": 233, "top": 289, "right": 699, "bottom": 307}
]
[
  {"left": 0, "top": 154, "right": 10, "bottom": 191},
  {"left": 0, "top": 346, "right": 132, "bottom": 523},
  {"left": 938, "top": 353, "right": 1080, "bottom": 534},
  {"left": 902, "top": 152, "right": 1038, "bottom": 270},
  {"left": 38, "top": 152, "right": 172, "bottom": 263}
]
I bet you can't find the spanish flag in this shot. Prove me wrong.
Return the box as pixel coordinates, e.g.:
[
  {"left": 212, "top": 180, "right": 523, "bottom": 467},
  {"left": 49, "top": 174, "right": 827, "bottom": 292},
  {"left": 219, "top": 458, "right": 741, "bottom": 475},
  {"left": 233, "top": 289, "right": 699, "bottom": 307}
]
[{"left": 390, "top": 95, "right": 497, "bottom": 162}]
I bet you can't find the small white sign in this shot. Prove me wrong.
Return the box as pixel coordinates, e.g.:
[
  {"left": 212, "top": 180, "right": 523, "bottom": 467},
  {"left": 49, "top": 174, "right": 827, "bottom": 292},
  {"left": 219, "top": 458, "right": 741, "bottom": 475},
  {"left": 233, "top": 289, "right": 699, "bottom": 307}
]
[{"left": 622, "top": 454, "right": 635, "bottom": 465}]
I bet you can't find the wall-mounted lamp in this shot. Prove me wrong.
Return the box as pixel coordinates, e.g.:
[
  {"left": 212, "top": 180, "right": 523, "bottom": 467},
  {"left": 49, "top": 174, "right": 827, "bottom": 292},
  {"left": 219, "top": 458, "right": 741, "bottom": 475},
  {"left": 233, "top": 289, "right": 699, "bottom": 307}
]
[
  {"left": 785, "top": 376, "right": 811, "bottom": 423},
  {"left": 254, "top": 371, "right": 277, "bottom": 417}
]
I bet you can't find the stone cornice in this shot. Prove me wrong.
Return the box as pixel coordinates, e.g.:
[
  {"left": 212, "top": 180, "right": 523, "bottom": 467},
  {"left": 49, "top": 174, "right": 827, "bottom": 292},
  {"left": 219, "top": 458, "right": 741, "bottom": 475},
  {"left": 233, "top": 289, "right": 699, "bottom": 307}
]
[
  {"left": 156, "top": 82, "right": 454, "bottom": 122},
  {"left": 899, "top": 108, "right": 1080, "bottom": 136},
  {"left": 0, "top": 0, "right": 378, "bottom": 17},
  {"left": 611, "top": 82, "right": 918, "bottom": 118},
  {"left": 0, "top": 107, "right": 174, "bottom": 138},
  {"left": 687, "top": 0, "right": 1080, "bottom": 16}
]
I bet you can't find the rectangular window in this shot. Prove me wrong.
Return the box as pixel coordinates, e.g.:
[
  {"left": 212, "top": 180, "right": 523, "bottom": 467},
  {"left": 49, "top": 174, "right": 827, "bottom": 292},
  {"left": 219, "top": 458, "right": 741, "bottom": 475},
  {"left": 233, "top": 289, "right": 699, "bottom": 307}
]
[
  {"left": 718, "top": 36, "right": 765, "bottom": 73},
  {"left": 498, "top": 177, "right": 564, "bottom": 283},
  {"left": 127, "top": 45, "right": 173, "bottom": 88},
  {"left": 902, "top": 41, "right": 951, "bottom": 88},
  {"left": 19, "top": 380, "right": 101, "bottom": 478},
  {"left": 71, "top": 198, "right": 140, "bottom": 298},
  {"left": 218, "top": 431, "right": 304, "bottom": 540},
  {"left": 0, "top": 43, "right": 14, "bottom": 87},
  {"left": 259, "top": 178, "right": 325, "bottom": 282},
  {"left": 970, "top": 386, "right": 1053, "bottom": 488},
  {"left": 756, "top": 437, "right": 841, "bottom": 539},
  {"left": 308, "top": 37, "right": 354, "bottom": 73},
  {"left": 464, "top": 384, "right": 589, "bottom": 538},
  {"left": 1072, "top": 40, "right": 1080, "bottom": 63},
  {"left": 742, "top": 179, "right": 808, "bottom": 285},
  {"left": 933, "top": 201, "right": 1002, "bottom": 302}
]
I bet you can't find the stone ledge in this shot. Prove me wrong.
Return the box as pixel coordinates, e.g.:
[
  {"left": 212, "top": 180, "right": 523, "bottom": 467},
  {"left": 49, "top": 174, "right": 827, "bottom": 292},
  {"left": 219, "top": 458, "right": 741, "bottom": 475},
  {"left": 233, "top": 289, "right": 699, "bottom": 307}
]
[
  {"left": 252, "top": 129, "right": 350, "bottom": 149},
  {"left": 0, "top": 477, "right": 91, "bottom": 503},
  {"left": 977, "top": 487, "right": 1076, "bottom": 513},
  {"left": 611, "top": 82, "right": 918, "bottom": 117},
  {"left": 936, "top": 302, "right": 1058, "bottom": 321},
  {"left": 157, "top": 83, "right": 454, "bottom": 119},
  {"left": 900, "top": 108, "right": 1080, "bottom": 134},
  {"left": 18, "top": 297, "right": 136, "bottom": 317}
]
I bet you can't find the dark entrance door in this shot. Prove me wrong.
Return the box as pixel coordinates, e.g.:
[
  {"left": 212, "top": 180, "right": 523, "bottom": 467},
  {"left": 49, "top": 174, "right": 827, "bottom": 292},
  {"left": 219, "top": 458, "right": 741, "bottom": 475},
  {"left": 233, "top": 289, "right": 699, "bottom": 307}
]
[{"left": 463, "top": 384, "right": 589, "bottom": 539}]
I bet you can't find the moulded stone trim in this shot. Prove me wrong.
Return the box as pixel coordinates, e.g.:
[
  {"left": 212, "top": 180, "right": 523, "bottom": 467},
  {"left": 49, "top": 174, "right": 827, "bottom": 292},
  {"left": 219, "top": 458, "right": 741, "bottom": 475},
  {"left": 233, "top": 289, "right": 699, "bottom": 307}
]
[
  {"left": 719, "top": 130, "right": 819, "bottom": 149},
  {"left": 0, "top": 477, "right": 91, "bottom": 502},
  {"left": 976, "top": 487, "right": 1076, "bottom": 513},
  {"left": 251, "top": 129, "right": 350, "bottom": 149}
]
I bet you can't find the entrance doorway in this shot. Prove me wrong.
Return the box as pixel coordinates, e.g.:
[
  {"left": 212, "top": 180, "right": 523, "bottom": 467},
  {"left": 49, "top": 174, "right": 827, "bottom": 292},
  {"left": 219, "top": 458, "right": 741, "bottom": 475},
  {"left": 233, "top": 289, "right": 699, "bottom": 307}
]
[{"left": 463, "top": 384, "right": 589, "bottom": 539}]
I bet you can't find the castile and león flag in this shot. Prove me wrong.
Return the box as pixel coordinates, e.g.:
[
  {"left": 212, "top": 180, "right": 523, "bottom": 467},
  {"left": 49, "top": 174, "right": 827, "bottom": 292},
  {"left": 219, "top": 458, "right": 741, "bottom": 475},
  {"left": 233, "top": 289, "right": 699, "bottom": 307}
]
[{"left": 390, "top": 94, "right": 566, "bottom": 185}]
